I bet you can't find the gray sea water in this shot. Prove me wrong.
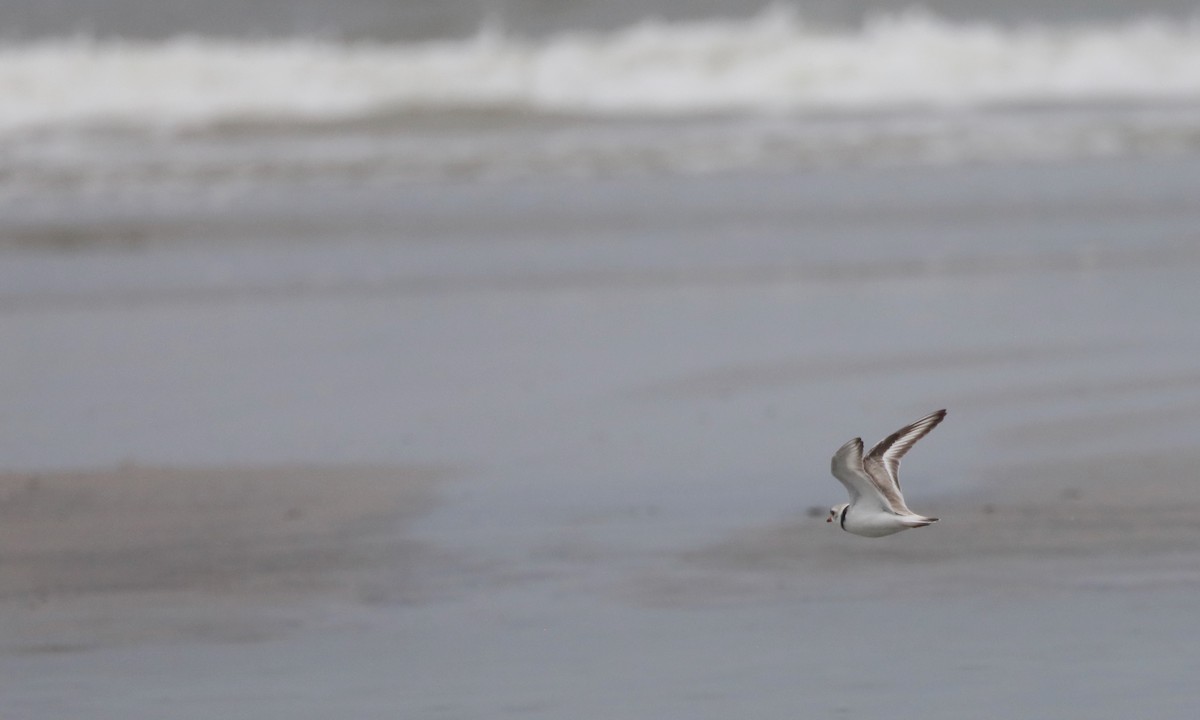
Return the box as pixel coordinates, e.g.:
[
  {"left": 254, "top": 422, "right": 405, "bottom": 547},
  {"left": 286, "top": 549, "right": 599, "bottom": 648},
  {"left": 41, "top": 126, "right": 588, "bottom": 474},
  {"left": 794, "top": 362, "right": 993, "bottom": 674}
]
[{"left": 5, "top": 1, "right": 1200, "bottom": 201}]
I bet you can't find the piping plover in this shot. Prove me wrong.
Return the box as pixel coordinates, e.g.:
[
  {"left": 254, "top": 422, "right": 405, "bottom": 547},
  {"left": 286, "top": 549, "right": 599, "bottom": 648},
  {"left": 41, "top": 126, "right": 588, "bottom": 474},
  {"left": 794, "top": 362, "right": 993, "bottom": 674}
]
[{"left": 827, "top": 410, "right": 945, "bottom": 537}]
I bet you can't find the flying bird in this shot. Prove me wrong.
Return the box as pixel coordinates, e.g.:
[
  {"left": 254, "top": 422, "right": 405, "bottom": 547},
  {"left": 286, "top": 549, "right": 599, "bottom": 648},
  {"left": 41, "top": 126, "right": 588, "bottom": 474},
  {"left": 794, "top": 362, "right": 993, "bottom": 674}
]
[{"left": 827, "top": 409, "right": 946, "bottom": 537}]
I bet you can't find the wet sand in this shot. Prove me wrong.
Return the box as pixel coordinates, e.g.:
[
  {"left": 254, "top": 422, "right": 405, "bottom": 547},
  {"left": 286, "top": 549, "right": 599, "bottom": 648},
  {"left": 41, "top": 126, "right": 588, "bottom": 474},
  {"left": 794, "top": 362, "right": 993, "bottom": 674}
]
[
  {"left": 0, "top": 464, "right": 448, "bottom": 596},
  {"left": 0, "top": 465, "right": 453, "bottom": 651},
  {"left": 661, "top": 450, "right": 1200, "bottom": 600},
  {"left": 3, "top": 446, "right": 1200, "bottom": 719},
  {"left": 6, "top": 447, "right": 1197, "bottom": 608},
  {"left": 4, "top": 157, "right": 1200, "bottom": 718}
]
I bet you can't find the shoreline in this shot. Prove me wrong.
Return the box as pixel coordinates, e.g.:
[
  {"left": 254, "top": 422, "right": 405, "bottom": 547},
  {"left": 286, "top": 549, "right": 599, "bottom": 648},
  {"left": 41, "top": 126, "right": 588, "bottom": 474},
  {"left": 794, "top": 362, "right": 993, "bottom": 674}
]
[{"left": 4, "top": 444, "right": 1198, "bottom": 615}]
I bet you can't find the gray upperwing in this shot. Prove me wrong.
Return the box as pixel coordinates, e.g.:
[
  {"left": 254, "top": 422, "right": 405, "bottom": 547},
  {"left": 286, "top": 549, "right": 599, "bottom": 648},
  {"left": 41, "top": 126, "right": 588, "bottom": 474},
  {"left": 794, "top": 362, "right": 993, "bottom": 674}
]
[{"left": 863, "top": 409, "right": 946, "bottom": 514}]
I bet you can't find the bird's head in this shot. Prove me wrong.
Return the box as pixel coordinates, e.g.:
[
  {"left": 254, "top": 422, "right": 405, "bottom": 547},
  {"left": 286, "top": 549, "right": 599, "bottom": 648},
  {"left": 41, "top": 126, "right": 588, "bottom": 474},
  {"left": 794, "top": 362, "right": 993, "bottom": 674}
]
[{"left": 827, "top": 503, "right": 850, "bottom": 524}]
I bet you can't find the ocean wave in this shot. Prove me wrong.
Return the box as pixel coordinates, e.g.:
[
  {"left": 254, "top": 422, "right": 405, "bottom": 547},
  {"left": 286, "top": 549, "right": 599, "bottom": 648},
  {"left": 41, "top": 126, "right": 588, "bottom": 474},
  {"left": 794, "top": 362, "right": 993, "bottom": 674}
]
[{"left": 3, "top": 7, "right": 1200, "bottom": 132}]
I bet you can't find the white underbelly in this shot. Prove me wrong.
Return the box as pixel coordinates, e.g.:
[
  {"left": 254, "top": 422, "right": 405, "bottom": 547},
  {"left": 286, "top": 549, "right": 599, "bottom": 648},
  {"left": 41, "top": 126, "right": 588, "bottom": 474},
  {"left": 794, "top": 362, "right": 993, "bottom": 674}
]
[{"left": 843, "top": 510, "right": 909, "bottom": 537}]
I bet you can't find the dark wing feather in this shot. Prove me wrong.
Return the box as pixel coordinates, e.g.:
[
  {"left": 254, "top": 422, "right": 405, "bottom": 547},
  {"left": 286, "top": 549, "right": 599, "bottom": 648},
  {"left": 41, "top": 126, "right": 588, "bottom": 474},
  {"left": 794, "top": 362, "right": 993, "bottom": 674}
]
[{"left": 862, "top": 409, "right": 946, "bottom": 514}]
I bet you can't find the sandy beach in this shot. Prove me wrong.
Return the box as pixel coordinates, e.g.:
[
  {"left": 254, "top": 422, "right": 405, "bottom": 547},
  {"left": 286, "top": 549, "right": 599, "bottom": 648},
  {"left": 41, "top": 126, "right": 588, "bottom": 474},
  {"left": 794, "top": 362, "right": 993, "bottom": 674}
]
[
  {"left": 3, "top": 436, "right": 1200, "bottom": 718},
  {"left": 2, "top": 151, "right": 1200, "bottom": 718},
  {"left": 7, "top": 446, "right": 1198, "bottom": 612},
  {"left": 0, "top": 464, "right": 447, "bottom": 601}
]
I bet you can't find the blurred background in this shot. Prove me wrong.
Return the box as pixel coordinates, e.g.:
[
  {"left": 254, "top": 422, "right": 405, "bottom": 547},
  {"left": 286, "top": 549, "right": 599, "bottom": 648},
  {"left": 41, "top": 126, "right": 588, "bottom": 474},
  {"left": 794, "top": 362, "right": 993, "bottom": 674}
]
[{"left": 2, "top": 2, "right": 1200, "bottom": 719}]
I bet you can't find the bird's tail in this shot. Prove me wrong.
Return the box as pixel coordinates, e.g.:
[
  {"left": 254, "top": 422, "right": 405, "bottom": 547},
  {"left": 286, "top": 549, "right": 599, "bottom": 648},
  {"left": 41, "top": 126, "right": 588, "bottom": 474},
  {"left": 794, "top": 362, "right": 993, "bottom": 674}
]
[{"left": 901, "top": 515, "right": 938, "bottom": 528}]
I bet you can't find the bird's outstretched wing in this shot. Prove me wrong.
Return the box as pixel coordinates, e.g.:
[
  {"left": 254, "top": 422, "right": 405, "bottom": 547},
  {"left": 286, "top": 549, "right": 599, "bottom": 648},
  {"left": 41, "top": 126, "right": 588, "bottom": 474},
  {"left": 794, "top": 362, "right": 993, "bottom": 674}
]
[
  {"left": 831, "top": 436, "right": 891, "bottom": 514},
  {"left": 863, "top": 409, "right": 946, "bottom": 514}
]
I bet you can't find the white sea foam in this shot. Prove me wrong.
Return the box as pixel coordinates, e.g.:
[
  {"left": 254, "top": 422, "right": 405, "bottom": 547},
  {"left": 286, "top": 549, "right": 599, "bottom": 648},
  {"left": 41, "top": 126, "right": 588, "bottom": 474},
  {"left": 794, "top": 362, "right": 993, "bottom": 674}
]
[
  {"left": 5, "top": 8, "right": 1200, "bottom": 195},
  {"left": 3, "top": 8, "right": 1200, "bottom": 132}
]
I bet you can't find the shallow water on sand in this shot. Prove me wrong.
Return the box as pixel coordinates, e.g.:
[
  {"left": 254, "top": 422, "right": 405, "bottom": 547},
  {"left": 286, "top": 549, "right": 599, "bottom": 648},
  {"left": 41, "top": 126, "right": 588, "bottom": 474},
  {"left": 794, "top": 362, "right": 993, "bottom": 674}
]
[{"left": 3, "top": 156, "right": 1200, "bottom": 718}]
